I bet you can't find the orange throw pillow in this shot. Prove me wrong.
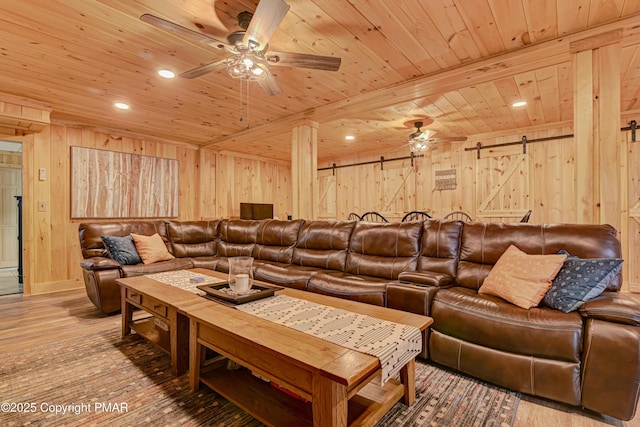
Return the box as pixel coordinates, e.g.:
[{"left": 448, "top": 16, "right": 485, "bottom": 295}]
[
  {"left": 130, "top": 233, "right": 175, "bottom": 264},
  {"left": 479, "top": 245, "right": 566, "bottom": 309}
]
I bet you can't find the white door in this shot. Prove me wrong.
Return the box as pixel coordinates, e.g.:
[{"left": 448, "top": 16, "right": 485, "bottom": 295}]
[{"left": 0, "top": 166, "right": 21, "bottom": 268}]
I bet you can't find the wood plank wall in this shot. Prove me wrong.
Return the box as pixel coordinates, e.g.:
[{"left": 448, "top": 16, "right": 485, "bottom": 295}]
[
  {"left": 208, "top": 150, "right": 292, "bottom": 220},
  {"left": 5, "top": 119, "right": 638, "bottom": 295},
  {"left": 319, "top": 126, "right": 579, "bottom": 223}
]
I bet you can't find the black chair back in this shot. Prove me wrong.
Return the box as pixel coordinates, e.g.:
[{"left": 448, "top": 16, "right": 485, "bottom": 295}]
[
  {"left": 443, "top": 210, "right": 473, "bottom": 222},
  {"left": 401, "top": 211, "right": 432, "bottom": 222},
  {"left": 360, "top": 211, "right": 388, "bottom": 223},
  {"left": 520, "top": 210, "right": 532, "bottom": 223}
]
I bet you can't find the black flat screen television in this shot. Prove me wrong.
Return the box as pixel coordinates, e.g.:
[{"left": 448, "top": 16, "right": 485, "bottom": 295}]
[{"left": 240, "top": 203, "right": 274, "bottom": 220}]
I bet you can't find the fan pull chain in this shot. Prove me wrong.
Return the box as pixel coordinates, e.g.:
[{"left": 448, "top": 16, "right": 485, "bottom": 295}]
[
  {"left": 238, "top": 79, "right": 251, "bottom": 129},
  {"left": 238, "top": 79, "right": 244, "bottom": 124},
  {"left": 245, "top": 79, "right": 250, "bottom": 129}
]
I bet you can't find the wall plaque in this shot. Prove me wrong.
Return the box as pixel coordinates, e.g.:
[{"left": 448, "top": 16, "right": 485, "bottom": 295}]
[
  {"left": 71, "top": 146, "right": 178, "bottom": 218},
  {"left": 435, "top": 169, "right": 457, "bottom": 190}
]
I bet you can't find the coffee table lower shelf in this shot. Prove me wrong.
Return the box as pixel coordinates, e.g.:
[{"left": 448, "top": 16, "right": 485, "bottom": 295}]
[
  {"left": 129, "top": 317, "right": 170, "bottom": 355},
  {"left": 199, "top": 365, "right": 405, "bottom": 427}
]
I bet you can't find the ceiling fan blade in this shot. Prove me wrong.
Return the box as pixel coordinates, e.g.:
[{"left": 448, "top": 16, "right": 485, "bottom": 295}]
[
  {"left": 257, "top": 73, "right": 283, "bottom": 96},
  {"left": 140, "top": 14, "right": 228, "bottom": 49},
  {"left": 266, "top": 51, "right": 341, "bottom": 71},
  {"left": 179, "top": 59, "right": 226, "bottom": 79},
  {"left": 242, "top": 0, "right": 290, "bottom": 48},
  {"left": 429, "top": 136, "right": 468, "bottom": 142}
]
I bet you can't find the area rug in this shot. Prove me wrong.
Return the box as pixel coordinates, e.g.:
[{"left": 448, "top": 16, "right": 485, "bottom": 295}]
[{"left": 0, "top": 330, "right": 520, "bottom": 426}]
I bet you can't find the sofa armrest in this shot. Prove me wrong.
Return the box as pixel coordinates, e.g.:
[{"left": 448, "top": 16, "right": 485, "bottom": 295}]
[
  {"left": 579, "top": 292, "right": 640, "bottom": 326},
  {"left": 386, "top": 281, "right": 442, "bottom": 360},
  {"left": 397, "top": 271, "right": 454, "bottom": 287},
  {"left": 80, "top": 256, "right": 121, "bottom": 271}
]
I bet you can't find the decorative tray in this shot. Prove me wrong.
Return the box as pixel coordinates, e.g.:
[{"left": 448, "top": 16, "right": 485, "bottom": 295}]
[{"left": 196, "top": 282, "right": 282, "bottom": 305}]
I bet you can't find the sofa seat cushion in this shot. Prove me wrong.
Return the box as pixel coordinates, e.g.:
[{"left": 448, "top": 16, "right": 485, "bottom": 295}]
[
  {"left": 306, "top": 272, "right": 388, "bottom": 306},
  {"left": 188, "top": 256, "right": 219, "bottom": 271},
  {"left": 254, "top": 263, "right": 316, "bottom": 290},
  {"left": 121, "top": 258, "right": 193, "bottom": 277},
  {"left": 432, "top": 287, "right": 583, "bottom": 362}
]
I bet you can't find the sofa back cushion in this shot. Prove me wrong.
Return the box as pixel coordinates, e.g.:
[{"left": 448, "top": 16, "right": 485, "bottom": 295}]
[
  {"left": 346, "top": 222, "right": 422, "bottom": 279},
  {"left": 78, "top": 221, "right": 170, "bottom": 258},
  {"left": 457, "top": 222, "right": 622, "bottom": 291},
  {"left": 217, "top": 219, "right": 261, "bottom": 257},
  {"left": 292, "top": 220, "right": 356, "bottom": 270},
  {"left": 167, "top": 220, "right": 221, "bottom": 257},
  {"left": 253, "top": 219, "right": 304, "bottom": 263},
  {"left": 417, "top": 219, "right": 463, "bottom": 277}
]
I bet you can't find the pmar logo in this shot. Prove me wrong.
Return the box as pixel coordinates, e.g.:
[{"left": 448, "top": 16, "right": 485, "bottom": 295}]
[{"left": 94, "top": 402, "right": 128, "bottom": 413}]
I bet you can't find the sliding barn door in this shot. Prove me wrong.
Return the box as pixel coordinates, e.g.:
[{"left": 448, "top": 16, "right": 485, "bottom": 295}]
[
  {"left": 475, "top": 151, "right": 531, "bottom": 222},
  {"left": 381, "top": 161, "right": 415, "bottom": 221},
  {"left": 317, "top": 169, "right": 336, "bottom": 220}
]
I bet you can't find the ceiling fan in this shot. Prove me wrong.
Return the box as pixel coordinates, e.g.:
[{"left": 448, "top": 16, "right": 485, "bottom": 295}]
[
  {"left": 140, "top": 0, "right": 342, "bottom": 96},
  {"left": 405, "top": 121, "right": 467, "bottom": 152}
]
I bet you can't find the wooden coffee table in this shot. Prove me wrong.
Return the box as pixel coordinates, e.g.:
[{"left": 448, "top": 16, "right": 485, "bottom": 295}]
[
  {"left": 117, "top": 270, "right": 224, "bottom": 376},
  {"left": 188, "top": 287, "right": 432, "bottom": 427}
]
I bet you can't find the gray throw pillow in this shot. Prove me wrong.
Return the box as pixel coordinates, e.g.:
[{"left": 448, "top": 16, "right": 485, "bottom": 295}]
[
  {"left": 543, "top": 250, "right": 623, "bottom": 313},
  {"left": 101, "top": 235, "right": 142, "bottom": 265}
]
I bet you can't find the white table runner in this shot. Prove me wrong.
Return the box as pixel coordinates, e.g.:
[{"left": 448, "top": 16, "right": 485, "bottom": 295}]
[
  {"left": 236, "top": 294, "right": 422, "bottom": 384},
  {"left": 145, "top": 270, "right": 224, "bottom": 295}
]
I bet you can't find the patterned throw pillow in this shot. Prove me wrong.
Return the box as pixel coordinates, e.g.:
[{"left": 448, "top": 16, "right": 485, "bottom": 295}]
[
  {"left": 478, "top": 245, "right": 566, "bottom": 309},
  {"left": 101, "top": 235, "right": 142, "bottom": 265},
  {"left": 543, "top": 250, "right": 623, "bottom": 313}
]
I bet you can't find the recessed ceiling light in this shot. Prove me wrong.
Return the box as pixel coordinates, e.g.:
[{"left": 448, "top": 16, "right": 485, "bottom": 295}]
[
  {"left": 345, "top": 135, "right": 355, "bottom": 140},
  {"left": 114, "top": 102, "right": 130, "bottom": 110},
  {"left": 512, "top": 101, "right": 527, "bottom": 107},
  {"left": 158, "top": 69, "right": 176, "bottom": 79}
]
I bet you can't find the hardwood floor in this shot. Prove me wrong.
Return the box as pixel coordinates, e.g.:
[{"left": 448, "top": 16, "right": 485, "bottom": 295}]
[{"left": 0, "top": 289, "right": 635, "bottom": 426}]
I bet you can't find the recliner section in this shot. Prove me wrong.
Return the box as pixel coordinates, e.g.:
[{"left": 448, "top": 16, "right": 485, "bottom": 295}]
[{"left": 307, "top": 221, "right": 423, "bottom": 305}]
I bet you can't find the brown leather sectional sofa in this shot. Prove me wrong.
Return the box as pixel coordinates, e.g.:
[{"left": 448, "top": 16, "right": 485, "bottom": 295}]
[{"left": 78, "top": 218, "right": 640, "bottom": 420}]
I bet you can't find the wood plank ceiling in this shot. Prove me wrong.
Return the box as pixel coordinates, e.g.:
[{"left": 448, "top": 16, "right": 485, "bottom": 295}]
[{"left": 0, "top": 0, "right": 638, "bottom": 163}]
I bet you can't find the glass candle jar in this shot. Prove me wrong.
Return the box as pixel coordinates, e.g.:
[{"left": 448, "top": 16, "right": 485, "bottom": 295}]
[{"left": 228, "top": 256, "right": 254, "bottom": 295}]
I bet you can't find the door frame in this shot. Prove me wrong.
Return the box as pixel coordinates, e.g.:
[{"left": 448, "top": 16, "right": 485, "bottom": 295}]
[{"left": 1, "top": 135, "right": 28, "bottom": 294}]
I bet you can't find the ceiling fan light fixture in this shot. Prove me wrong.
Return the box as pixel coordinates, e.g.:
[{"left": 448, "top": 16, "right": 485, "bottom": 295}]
[
  {"left": 242, "top": 57, "right": 254, "bottom": 68},
  {"left": 409, "top": 139, "right": 430, "bottom": 152},
  {"left": 226, "top": 52, "right": 268, "bottom": 81}
]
